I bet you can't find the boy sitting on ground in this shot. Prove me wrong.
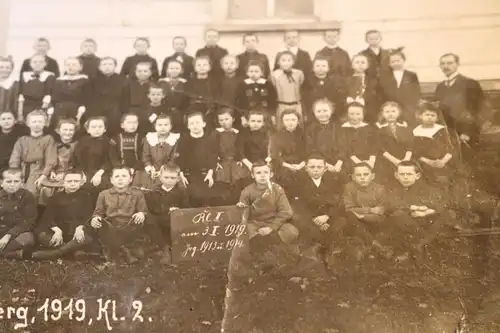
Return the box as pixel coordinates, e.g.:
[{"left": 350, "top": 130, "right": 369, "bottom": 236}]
[
  {"left": 32, "top": 169, "right": 95, "bottom": 260},
  {"left": 90, "top": 166, "right": 148, "bottom": 265},
  {"left": 0, "top": 169, "right": 36, "bottom": 259}
]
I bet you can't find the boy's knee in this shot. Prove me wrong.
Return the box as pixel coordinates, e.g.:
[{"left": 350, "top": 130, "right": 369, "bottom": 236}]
[
  {"left": 278, "top": 223, "right": 299, "bottom": 244},
  {"left": 15, "top": 232, "right": 35, "bottom": 247}
]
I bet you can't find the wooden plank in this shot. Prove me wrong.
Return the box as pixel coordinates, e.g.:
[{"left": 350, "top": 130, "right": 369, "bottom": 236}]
[{"left": 171, "top": 205, "right": 246, "bottom": 264}]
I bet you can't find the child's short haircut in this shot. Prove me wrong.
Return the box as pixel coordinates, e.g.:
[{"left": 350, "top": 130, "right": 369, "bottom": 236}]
[
  {"left": 352, "top": 162, "right": 373, "bottom": 173},
  {"left": 365, "top": 29, "right": 381, "bottom": 38},
  {"left": 397, "top": 160, "right": 421, "bottom": 174},
  {"left": 172, "top": 36, "right": 187, "bottom": 45},
  {"left": 280, "top": 108, "right": 300, "bottom": 121},
  {"left": 136, "top": 61, "right": 152, "bottom": 70},
  {"left": 120, "top": 112, "right": 139, "bottom": 124},
  {"left": 389, "top": 47, "right": 406, "bottom": 61},
  {"left": 35, "top": 37, "right": 50, "bottom": 44},
  {"left": 352, "top": 53, "right": 369, "bottom": 63},
  {"left": 186, "top": 111, "right": 205, "bottom": 122},
  {"left": 313, "top": 98, "right": 335, "bottom": 112},
  {"left": 221, "top": 54, "right": 239, "bottom": 66},
  {"left": 194, "top": 55, "right": 211, "bottom": 67},
  {"left": 159, "top": 162, "right": 180, "bottom": 175},
  {"left": 100, "top": 56, "right": 118, "bottom": 66},
  {"left": 111, "top": 165, "right": 132, "bottom": 177},
  {"left": 63, "top": 169, "right": 85, "bottom": 179},
  {"left": 324, "top": 28, "right": 340, "bottom": 34},
  {"left": 134, "top": 37, "right": 150, "bottom": 47},
  {"left": 84, "top": 116, "right": 107, "bottom": 130},
  {"left": 204, "top": 28, "right": 219, "bottom": 35},
  {"left": 65, "top": 56, "right": 83, "bottom": 67},
  {"left": 242, "top": 33, "right": 259, "bottom": 43},
  {"left": 246, "top": 59, "right": 264, "bottom": 73},
  {"left": 248, "top": 109, "right": 266, "bottom": 119},
  {"left": 148, "top": 83, "right": 163, "bottom": 92},
  {"left": 313, "top": 56, "right": 330, "bottom": 65},
  {"left": 217, "top": 107, "right": 235, "bottom": 118},
  {"left": 82, "top": 38, "right": 97, "bottom": 45},
  {"left": 30, "top": 53, "right": 46, "bottom": 62},
  {"left": 154, "top": 113, "right": 172, "bottom": 125},
  {"left": 283, "top": 29, "right": 299, "bottom": 36},
  {"left": 26, "top": 109, "right": 48, "bottom": 122},
  {"left": 1, "top": 168, "right": 22, "bottom": 179},
  {"left": 57, "top": 117, "right": 77, "bottom": 129},
  {"left": 251, "top": 161, "right": 271, "bottom": 173},
  {"left": 306, "top": 153, "right": 326, "bottom": 163}
]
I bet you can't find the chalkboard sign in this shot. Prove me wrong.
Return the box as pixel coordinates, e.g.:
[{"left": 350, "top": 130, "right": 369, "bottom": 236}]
[{"left": 170, "top": 206, "right": 246, "bottom": 264}]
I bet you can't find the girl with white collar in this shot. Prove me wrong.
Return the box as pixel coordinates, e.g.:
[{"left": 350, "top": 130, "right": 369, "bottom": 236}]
[
  {"left": 49, "top": 57, "right": 88, "bottom": 129},
  {"left": 0, "top": 56, "right": 19, "bottom": 119}
]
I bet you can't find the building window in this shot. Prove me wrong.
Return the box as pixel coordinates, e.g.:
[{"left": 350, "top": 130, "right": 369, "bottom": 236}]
[{"left": 228, "top": 0, "right": 315, "bottom": 20}]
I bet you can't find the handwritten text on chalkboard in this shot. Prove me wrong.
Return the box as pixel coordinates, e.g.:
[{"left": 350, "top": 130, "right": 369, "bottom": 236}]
[{"left": 171, "top": 206, "right": 245, "bottom": 263}]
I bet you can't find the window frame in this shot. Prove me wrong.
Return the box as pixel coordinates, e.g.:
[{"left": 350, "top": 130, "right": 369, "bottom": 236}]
[{"left": 209, "top": 0, "right": 339, "bottom": 32}]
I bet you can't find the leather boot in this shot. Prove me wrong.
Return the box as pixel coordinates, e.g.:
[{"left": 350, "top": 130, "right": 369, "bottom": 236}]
[
  {"left": 1, "top": 250, "right": 23, "bottom": 259},
  {"left": 32, "top": 240, "right": 84, "bottom": 260}
]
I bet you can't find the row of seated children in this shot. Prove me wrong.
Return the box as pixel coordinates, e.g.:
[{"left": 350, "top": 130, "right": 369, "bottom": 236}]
[
  {"left": 0, "top": 155, "right": 449, "bottom": 268},
  {"left": 0, "top": 95, "right": 457, "bottom": 221},
  {"left": 1, "top": 29, "right": 422, "bottom": 136},
  {"left": 0, "top": 164, "right": 187, "bottom": 265}
]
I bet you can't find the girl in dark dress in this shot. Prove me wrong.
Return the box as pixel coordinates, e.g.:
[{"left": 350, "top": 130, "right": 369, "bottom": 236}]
[
  {"left": 185, "top": 56, "right": 219, "bottom": 127},
  {"left": 344, "top": 54, "right": 381, "bottom": 123},
  {"left": 49, "top": 57, "right": 89, "bottom": 129},
  {"left": 0, "top": 110, "right": 29, "bottom": 174},
  {"left": 121, "top": 62, "right": 153, "bottom": 128},
  {"left": 413, "top": 103, "right": 454, "bottom": 186},
  {"left": 375, "top": 101, "right": 413, "bottom": 184},
  {"left": 73, "top": 117, "right": 112, "bottom": 200},
  {"left": 109, "top": 113, "right": 143, "bottom": 177},
  {"left": 305, "top": 99, "right": 343, "bottom": 175},
  {"left": 158, "top": 60, "right": 188, "bottom": 133},
  {"left": 234, "top": 60, "right": 277, "bottom": 127},
  {"left": 270, "top": 109, "right": 306, "bottom": 197},
  {"left": 213, "top": 108, "right": 247, "bottom": 202},
  {"left": 120, "top": 37, "right": 159, "bottom": 80},
  {"left": 0, "top": 57, "right": 19, "bottom": 118},
  {"left": 18, "top": 54, "right": 55, "bottom": 119},
  {"left": 338, "top": 101, "right": 377, "bottom": 173},
  {"left": 86, "top": 57, "right": 126, "bottom": 137}
]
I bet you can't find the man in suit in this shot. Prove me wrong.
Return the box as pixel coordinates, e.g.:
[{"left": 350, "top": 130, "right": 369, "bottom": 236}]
[
  {"left": 273, "top": 30, "right": 312, "bottom": 78},
  {"left": 434, "top": 53, "right": 487, "bottom": 153},
  {"left": 236, "top": 33, "right": 271, "bottom": 78},
  {"left": 360, "top": 30, "right": 390, "bottom": 79}
]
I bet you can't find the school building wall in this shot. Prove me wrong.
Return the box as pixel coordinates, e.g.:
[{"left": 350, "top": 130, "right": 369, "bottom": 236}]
[{"left": 2, "top": 0, "right": 500, "bottom": 86}]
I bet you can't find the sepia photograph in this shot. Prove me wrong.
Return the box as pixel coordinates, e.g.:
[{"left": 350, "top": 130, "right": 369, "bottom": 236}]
[{"left": 0, "top": 0, "right": 499, "bottom": 332}]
